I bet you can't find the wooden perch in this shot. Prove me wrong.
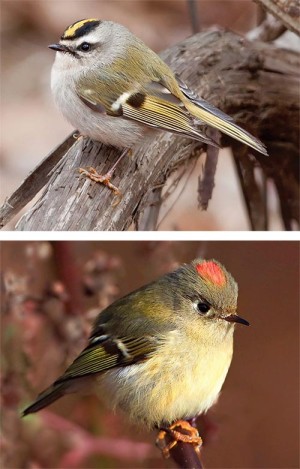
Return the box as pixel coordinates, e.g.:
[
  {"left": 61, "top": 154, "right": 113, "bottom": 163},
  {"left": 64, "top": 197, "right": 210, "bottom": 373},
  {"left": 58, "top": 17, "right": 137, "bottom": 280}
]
[
  {"left": 1, "top": 29, "right": 299, "bottom": 230},
  {"left": 255, "top": 0, "right": 300, "bottom": 36}
]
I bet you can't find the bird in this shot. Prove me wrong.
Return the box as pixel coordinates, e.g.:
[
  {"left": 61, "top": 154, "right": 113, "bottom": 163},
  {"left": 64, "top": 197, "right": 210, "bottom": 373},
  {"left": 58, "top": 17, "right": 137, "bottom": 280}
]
[
  {"left": 48, "top": 19, "right": 268, "bottom": 194},
  {"left": 22, "top": 258, "right": 249, "bottom": 455}
]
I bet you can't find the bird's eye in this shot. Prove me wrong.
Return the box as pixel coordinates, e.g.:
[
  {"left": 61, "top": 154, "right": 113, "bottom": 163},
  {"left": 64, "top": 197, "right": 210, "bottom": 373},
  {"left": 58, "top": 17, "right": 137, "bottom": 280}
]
[
  {"left": 197, "top": 302, "right": 211, "bottom": 314},
  {"left": 79, "top": 42, "right": 91, "bottom": 52}
]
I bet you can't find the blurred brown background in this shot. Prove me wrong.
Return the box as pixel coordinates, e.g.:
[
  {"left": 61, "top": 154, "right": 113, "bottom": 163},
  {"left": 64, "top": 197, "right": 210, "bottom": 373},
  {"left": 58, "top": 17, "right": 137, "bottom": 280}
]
[
  {"left": 2, "top": 0, "right": 291, "bottom": 230},
  {"left": 1, "top": 241, "right": 299, "bottom": 468}
]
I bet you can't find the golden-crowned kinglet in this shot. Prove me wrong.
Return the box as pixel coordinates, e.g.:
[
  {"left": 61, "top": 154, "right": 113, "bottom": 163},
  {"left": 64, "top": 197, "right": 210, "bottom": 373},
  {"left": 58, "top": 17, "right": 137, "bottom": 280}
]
[{"left": 48, "top": 19, "right": 267, "bottom": 190}]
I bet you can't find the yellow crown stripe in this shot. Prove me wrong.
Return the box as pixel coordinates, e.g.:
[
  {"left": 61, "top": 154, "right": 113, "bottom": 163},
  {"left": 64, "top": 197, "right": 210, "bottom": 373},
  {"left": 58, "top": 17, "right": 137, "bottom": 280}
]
[{"left": 63, "top": 19, "right": 99, "bottom": 39}]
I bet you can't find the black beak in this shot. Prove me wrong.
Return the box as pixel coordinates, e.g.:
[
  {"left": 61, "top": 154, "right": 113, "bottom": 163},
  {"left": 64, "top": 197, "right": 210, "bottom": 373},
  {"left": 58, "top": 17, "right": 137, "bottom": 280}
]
[
  {"left": 48, "top": 43, "right": 70, "bottom": 53},
  {"left": 223, "top": 314, "right": 250, "bottom": 326}
]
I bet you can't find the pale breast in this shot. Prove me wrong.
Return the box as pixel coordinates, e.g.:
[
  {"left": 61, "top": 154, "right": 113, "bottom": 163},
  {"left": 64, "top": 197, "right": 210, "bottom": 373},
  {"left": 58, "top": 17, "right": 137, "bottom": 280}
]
[
  {"left": 51, "top": 63, "right": 146, "bottom": 148},
  {"left": 98, "top": 328, "right": 234, "bottom": 427}
]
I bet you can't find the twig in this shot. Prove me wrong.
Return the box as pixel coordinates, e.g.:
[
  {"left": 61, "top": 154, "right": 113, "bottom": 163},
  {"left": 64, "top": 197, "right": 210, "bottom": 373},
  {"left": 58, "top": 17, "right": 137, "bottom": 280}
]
[
  {"left": 51, "top": 241, "right": 84, "bottom": 316},
  {"left": 274, "top": 176, "right": 294, "bottom": 230},
  {"left": 254, "top": 0, "right": 300, "bottom": 35},
  {"left": 247, "top": 12, "right": 287, "bottom": 41},
  {"left": 232, "top": 147, "right": 267, "bottom": 230},
  {"left": 187, "top": 0, "right": 201, "bottom": 33},
  {"left": 39, "top": 411, "right": 153, "bottom": 467},
  {"left": 198, "top": 130, "right": 221, "bottom": 210},
  {"left": 169, "top": 441, "right": 203, "bottom": 469}
]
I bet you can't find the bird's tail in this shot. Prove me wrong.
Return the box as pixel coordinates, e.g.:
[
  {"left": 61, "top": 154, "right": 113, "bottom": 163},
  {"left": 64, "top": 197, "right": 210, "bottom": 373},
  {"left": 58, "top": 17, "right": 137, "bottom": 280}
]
[
  {"left": 22, "top": 381, "right": 69, "bottom": 416},
  {"left": 184, "top": 95, "right": 268, "bottom": 156}
]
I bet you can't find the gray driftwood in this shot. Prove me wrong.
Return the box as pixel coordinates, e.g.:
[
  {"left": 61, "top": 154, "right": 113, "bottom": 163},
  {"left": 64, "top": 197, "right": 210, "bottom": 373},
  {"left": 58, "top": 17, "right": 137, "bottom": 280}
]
[{"left": 1, "top": 29, "right": 299, "bottom": 230}]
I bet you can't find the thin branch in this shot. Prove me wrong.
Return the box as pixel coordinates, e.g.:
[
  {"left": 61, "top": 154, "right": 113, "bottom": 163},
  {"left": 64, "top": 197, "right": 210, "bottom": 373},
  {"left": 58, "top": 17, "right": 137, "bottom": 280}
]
[
  {"left": 254, "top": 0, "right": 300, "bottom": 35},
  {"left": 232, "top": 147, "right": 267, "bottom": 230},
  {"left": 40, "top": 411, "right": 153, "bottom": 467},
  {"left": 170, "top": 442, "right": 203, "bottom": 469},
  {"left": 187, "top": 0, "right": 201, "bottom": 33},
  {"left": 247, "top": 12, "right": 287, "bottom": 41},
  {"left": 274, "top": 176, "right": 294, "bottom": 230},
  {"left": 51, "top": 241, "right": 84, "bottom": 316},
  {"left": 198, "top": 130, "right": 221, "bottom": 210}
]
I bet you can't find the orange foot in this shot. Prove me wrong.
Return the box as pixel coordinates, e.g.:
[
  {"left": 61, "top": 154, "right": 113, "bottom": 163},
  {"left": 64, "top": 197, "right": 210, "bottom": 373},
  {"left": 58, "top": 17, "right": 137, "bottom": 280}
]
[
  {"left": 156, "top": 419, "right": 202, "bottom": 458},
  {"left": 79, "top": 167, "right": 122, "bottom": 205}
]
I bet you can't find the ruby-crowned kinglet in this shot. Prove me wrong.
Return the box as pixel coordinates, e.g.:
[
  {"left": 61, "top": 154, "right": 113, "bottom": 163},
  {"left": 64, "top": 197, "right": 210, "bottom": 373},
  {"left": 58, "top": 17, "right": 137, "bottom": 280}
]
[
  {"left": 48, "top": 19, "right": 267, "bottom": 191},
  {"left": 23, "top": 259, "right": 249, "bottom": 433}
]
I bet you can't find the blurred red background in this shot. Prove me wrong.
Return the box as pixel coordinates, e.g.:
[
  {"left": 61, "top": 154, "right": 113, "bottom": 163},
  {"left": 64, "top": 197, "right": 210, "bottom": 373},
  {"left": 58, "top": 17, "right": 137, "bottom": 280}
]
[{"left": 1, "top": 241, "right": 299, "bottom": 468}]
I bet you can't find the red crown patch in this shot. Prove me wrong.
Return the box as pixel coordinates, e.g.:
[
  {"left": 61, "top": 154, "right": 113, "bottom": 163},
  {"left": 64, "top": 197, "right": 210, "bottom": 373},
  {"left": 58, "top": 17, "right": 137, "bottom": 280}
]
[{"left": 196, "top": 261, "right": 226, "bottom": 286}]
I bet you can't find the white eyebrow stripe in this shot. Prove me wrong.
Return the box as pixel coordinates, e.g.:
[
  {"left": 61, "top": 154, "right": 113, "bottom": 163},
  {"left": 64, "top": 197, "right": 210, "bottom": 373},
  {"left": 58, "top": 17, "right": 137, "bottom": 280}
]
[{"left": 77, "top": 30, "right": 100, "bottom": 43}]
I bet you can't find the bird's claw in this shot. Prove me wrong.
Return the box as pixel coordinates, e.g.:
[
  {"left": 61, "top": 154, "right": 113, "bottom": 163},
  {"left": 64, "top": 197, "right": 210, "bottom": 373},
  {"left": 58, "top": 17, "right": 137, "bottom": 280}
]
[
  {"left": 156, "top": 419, "right": 202, "bottom": 458},
  {"left": 79, "top": 167, "right": 122, "bottom": 205}
]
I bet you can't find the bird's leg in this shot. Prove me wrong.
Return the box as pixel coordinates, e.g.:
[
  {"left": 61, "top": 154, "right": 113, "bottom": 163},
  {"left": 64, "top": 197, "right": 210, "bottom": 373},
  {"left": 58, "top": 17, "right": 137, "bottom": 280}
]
[
  {"left": 79, "top": 148, "right": 131, "bottom": 198},
  {"left": 79, "top": 167, "right": 121, "bottom": 196},
  {"left": 156, "top": 419, "right": 203, "bottom": 458}
]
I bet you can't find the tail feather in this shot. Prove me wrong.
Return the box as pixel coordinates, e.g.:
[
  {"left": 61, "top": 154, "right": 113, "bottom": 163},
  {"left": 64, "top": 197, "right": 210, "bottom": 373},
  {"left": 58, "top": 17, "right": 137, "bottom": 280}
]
[
  {"left": 22, "top": 381, "right": 68, "bottom": 416},
  {"left": 177, "top": 77, "right": 268, "bottom": 155},
  {"left": 185, "top": 99, "right": 268, "bottom": 156}
]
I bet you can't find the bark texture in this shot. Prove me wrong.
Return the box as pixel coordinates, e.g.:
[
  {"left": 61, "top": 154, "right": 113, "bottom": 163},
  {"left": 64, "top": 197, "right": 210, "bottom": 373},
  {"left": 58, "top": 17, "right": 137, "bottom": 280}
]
[{"left": 255, "top": 0, "right": 300, "bottom": 36}]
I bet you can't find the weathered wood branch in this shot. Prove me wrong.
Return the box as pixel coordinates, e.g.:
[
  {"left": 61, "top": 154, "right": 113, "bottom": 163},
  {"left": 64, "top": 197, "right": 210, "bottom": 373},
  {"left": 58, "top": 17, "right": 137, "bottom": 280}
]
[
  {"left": 0, "top": 133, "right": 75, "bottom": 229},
  {"left": 1, "top": 29, "right": 298, "bottom": 230},
  {"left": 255, "top": 0, "right": 300, "bottom": 36},
  {"left": 247, "top": 13, "right": 287, "bottom": 42}
]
